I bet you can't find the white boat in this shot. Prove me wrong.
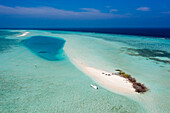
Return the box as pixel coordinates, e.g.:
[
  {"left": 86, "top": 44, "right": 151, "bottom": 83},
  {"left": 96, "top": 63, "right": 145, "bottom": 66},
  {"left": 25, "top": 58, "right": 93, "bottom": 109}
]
[{"left": 90, "top": 84, "right": 98, "bottom": 89}]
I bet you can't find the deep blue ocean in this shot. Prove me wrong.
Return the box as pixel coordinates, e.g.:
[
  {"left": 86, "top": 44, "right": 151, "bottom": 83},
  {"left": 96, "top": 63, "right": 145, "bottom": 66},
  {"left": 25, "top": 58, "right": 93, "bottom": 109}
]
[{"left": 1, "top": 28, "right": 170, "bottom": 39}]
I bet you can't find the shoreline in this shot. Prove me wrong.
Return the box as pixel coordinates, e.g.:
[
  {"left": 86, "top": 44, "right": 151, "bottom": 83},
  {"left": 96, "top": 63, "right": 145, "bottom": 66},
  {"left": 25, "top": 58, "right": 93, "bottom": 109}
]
[{"left": 71, "top": 59, "right": 136, "bottom": 95}]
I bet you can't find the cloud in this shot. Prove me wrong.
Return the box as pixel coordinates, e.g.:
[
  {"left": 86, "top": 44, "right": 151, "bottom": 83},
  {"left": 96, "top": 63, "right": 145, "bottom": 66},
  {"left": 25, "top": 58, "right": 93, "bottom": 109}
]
[
  {"left": 162, "top": 11, "right": 170, "bottom": 14},
  {"left": 136, "top": 7, "right": 150, "bottom": 11},
  {"left": 80, "top": 8, "right": 100, "bottom": 12},
  {"left": 110, "top": 9, "right": 118, "bottom": 13},
  {"left": 0, "top": 5, "right": 126, "bottom": 19}
]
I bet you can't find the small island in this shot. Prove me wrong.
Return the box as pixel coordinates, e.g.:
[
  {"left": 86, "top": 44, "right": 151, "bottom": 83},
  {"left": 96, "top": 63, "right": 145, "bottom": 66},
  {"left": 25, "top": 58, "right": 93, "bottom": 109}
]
[{"left": 103, "top": 69, "right": 148, "bottom": 93}]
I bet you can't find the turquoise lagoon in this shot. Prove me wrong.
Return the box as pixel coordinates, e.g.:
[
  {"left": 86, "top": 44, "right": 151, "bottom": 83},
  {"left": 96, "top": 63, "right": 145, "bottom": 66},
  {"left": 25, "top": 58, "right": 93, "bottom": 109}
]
[{"left": 0, "top": 30, "right": 169, "bottom": 113}]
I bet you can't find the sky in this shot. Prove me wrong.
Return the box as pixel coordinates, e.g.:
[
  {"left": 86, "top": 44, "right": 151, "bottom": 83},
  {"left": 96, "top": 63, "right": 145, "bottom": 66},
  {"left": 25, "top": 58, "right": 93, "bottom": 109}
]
[{"left": 0, "top": 0, "right": 170, "bottom": 28}]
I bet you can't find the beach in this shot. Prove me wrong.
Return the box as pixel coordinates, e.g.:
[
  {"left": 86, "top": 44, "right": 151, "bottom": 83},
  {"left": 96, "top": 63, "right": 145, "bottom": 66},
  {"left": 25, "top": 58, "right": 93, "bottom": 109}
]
[{"left": 71, "top": 59, "right": 135, "bottom": 94}]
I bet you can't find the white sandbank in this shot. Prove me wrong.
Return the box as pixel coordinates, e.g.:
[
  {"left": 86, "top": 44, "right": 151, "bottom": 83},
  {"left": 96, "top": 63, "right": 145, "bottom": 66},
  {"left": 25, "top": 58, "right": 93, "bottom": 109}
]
[
  {"left": 72, "top": 59, "right": 136, "bottom": 94},
  {"left": 17, "top": 32, "right": 29, "bottom": 37}
]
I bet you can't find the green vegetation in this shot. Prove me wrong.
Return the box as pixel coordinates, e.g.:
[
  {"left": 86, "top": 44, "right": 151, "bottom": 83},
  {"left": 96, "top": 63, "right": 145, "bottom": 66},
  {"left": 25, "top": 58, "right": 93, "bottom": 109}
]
[
  {"left": 124, "top": 74, "right": 130, "bottom": 78},
  {"left": 117, "top": 70, "right": 131, "bottom": 78},
  {"left": 115, "top": 69, "right": 148, "bottom": 93}
]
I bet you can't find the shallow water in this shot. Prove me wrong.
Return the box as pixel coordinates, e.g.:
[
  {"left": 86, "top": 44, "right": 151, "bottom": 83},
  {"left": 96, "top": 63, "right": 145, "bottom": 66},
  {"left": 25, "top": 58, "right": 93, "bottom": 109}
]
[
  {"left": 51, "top": 30, "right": 170, "bottom": 113},
  {"left": 0, "top": 30, "right": 169, "bottom": 113}
]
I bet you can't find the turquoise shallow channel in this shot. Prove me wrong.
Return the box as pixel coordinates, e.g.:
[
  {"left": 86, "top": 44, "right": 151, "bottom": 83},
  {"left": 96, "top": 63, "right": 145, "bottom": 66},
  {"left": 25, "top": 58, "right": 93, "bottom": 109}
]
[{"left": 0, "top": 30, "right": 169, "bottom": 113}]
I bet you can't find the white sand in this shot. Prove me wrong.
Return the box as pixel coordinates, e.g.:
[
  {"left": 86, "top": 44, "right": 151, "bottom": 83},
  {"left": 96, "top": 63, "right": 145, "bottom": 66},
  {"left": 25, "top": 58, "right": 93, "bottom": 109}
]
[
  {"left": 72, "top": 59, "right": 136, "bottom": 94},
  {"left": 17, "top": 32, "right": 29, "bottom": 37}
]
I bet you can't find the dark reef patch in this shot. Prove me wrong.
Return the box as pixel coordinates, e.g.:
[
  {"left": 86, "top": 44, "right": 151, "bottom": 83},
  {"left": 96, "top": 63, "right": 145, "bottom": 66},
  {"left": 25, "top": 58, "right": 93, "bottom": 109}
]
[
  {"left": 0, "top": 38, "right": 19, "bottom": 53},
  {"left": 149, "top": 58, "right": 170, "bottom": 64},
  {"left": 23, "top": 36, "right": 65, "bottom": 61},
  {"left": 121, "top": 48, "right": 170, "bottom": 64},
  {"left": 0, "top": 31, "right": 20, "bottom": 38},
  {"left": 126, "top": 48, "right": 170, "bottom": 58}
]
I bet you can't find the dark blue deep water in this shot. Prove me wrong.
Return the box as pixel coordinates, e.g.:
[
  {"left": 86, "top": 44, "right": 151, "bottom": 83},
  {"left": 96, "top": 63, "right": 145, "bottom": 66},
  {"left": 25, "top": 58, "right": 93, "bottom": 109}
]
[
  {"left": 24, "top": 36, "right": 65, "bottom": 61},
  {"left": 50, "top": 28, "right": 170, "bottom": 39},
  {"left": 1, "top": 28, "right": 170, "bottom": 39}
]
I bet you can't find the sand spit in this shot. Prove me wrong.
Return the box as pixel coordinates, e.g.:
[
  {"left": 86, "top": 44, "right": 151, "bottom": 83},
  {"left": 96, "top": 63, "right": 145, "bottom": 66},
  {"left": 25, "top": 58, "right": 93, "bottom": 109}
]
[
  {"left": 17, "top": 32, "right": 29, "bottom": 37},
  {"left": 72, "top": 59, "right": 136, "bottom": 94}
]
